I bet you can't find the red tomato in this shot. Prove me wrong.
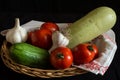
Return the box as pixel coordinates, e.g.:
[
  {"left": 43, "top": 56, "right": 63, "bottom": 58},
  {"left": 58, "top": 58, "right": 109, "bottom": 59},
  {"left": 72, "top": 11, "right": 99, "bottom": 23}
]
[
  {"left": 72, "top": 43, "right": 98, "bottom": 65},
  {"left": 40, "top": 22, "right": 59, "bottom": 32},
  {"left": 29, "top": 29, "right": 52, "bottom": 50},
  {"left": 50, "top": 47, "right": 73, "bottom": 69}
]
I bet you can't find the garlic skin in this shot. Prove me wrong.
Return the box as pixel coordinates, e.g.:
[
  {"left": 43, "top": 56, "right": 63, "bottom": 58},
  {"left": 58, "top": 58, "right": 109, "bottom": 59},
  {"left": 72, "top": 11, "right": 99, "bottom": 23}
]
[
  {"left": 6, "top": 18, "right": 28, "bottom": 44},
  {"left": 49, "top": 31, "right": 69, "bottom": 53}
]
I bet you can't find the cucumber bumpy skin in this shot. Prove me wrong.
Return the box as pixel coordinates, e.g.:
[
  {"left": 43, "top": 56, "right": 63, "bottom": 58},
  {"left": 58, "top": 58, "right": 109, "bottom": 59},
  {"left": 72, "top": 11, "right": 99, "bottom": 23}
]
[{"left": 66, "top": 6, "right": 117, "bottom": 48}]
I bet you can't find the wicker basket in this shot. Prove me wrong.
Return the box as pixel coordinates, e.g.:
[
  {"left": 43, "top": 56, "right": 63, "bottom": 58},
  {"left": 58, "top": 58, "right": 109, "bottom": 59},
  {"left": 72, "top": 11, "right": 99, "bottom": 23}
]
[{"left": 0, "top": 41, "right": 87, "bottom": 78}]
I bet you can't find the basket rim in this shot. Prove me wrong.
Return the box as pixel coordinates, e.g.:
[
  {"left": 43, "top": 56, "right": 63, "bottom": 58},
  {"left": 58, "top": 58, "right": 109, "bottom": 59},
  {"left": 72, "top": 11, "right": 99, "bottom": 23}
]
[{"left": 1, "top": 40, "right": 87, "bottom": 78}]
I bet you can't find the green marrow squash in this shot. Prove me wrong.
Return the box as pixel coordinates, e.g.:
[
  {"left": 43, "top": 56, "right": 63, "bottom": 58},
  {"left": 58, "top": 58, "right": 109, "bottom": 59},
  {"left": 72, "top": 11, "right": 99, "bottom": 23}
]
[{"left": 65, "top": 6, "right": 117, "bottom": 48}]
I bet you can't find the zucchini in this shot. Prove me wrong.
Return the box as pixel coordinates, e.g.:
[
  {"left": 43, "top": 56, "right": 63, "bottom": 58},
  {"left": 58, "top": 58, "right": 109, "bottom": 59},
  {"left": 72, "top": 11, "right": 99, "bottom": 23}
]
[
  {"left": 65, "top": 6, "right": 117, "bottom": 48},
  {"left": 9, "top": 43, "right": 50, "bottom": 69}
]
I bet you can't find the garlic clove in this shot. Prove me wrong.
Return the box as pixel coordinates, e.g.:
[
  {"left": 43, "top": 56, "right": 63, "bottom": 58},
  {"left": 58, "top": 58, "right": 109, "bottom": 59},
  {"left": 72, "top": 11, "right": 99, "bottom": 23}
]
[{"left": 49, "top": 31, "right": 69, "bottom": 53}]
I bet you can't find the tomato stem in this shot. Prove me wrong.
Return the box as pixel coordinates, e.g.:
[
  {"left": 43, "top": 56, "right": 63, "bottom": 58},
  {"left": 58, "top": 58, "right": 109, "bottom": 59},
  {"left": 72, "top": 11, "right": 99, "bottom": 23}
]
[
  {"left": 56, "top": 53, "right": 64, "bottom": 59},
  {"left": 87, "top": 45, "right": 94, "bottom": 51}
]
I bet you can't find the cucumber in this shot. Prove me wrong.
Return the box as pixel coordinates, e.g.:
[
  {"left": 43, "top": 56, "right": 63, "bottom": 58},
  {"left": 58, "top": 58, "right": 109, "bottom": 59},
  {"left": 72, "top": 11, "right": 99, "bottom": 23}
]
[
  {"left": 65, "top": 6, "right": 117, "bottom": 48},
  {"left": 9, "top": 43, "right": 50, "bottom": 69}
]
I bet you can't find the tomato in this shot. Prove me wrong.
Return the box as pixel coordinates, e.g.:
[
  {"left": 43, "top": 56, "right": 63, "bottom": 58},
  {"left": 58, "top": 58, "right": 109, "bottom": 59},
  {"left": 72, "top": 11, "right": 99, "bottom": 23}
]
[
  {"left": 29, "top": 29, "right": 52, "bottom": 50},
  {"left": 40, "top": 22, "right": 59, "bottom": 32},
  {"left": 72, "top": 43, "right": 98, "bottom": 65},
  {"left": 50, "top": 47, "right": 73, "bottom": 69}
]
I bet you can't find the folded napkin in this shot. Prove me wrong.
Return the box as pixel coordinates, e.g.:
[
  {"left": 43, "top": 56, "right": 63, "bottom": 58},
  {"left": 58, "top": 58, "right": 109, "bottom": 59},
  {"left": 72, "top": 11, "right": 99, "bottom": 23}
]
[{"left": 1, "top": 20, "right": 117, "bottom": 75}]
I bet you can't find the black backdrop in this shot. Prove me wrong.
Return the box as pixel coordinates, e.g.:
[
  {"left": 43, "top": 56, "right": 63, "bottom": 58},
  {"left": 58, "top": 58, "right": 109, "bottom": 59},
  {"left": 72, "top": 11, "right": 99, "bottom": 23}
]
[
  {"left": 0, "top": 0, "right": 120, "bottom": 80},
  {"left": 0, "top": 0, "right": 119, "bottom": 14}
]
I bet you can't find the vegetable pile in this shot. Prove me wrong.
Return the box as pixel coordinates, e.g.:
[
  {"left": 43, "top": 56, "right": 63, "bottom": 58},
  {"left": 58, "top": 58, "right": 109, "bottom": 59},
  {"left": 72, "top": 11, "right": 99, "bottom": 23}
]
[{"left": 5, "top": 6, "right": 117, "bottom": 69}]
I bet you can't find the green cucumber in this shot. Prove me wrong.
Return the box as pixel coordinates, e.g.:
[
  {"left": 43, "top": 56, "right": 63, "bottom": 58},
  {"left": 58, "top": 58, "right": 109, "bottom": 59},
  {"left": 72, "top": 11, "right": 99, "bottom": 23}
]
[
  {"left": 9, "top": 43, "right": 50, "bottom": 69},
  {"left": 65, "top": 6, "right": 117, "bottom": 48}
]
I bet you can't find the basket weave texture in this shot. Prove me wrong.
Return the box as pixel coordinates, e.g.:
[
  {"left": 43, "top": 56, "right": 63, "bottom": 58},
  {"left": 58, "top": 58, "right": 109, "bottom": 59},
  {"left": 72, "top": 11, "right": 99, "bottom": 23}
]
[{"left": 1, "top": 41, "right": 87, "bottom": 78}]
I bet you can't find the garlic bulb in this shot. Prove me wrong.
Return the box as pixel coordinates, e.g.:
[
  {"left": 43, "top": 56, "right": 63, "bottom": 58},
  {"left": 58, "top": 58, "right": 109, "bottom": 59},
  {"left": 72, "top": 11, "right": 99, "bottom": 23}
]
[
  {"left": 49, "top": 31, "right": 69, "bottom": 53},
  {"left": 6, "top": 18, "right": 28, "bottom": 44}
]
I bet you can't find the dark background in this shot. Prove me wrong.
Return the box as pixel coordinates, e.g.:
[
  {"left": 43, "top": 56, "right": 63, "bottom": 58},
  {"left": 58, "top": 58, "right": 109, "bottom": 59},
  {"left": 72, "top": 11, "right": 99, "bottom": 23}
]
[
  {"left": 0, "top": 0, "right": 120, "bottom": 80},
  {"left": 0, "top": 0, "right": 119, "bottom": 14}
]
